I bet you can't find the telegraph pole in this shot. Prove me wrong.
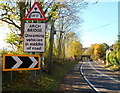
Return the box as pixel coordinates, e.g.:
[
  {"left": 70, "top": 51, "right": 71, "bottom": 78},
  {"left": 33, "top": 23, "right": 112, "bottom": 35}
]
[{"left": 49, "top": 19, "right": 55, "bottom": 74}]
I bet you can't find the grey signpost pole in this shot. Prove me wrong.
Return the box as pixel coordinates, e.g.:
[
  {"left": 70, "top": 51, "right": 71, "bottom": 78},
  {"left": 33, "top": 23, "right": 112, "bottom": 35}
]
[
  {"left": 10, "top": 71, "right": 13, "bottom": 82},
  {"left": 24, "top": 1, "right": 46, "bottom": 84}
]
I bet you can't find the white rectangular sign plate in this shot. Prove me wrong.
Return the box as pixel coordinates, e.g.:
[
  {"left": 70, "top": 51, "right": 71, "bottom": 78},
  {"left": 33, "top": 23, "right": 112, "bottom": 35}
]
[{"left": 24, "top": 23, "right": 45, "bottom": 52}]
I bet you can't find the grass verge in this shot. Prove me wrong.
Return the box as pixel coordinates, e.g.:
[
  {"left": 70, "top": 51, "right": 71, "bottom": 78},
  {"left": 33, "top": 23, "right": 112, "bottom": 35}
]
[
  {"left": 2, "top": 61, "right": 78, "bottom": 92},
  {"left": 105, "top": 64, "right": 120, "bottom": 71}
]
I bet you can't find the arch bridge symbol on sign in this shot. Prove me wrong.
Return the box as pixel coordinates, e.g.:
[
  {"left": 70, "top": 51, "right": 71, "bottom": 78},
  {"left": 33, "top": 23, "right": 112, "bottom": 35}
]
[
  {"left": 28, "top": 6, "right": 43, "bottom": 18},
  {"left": 24, "top": 2, "right": 46, "bottom": 20}
]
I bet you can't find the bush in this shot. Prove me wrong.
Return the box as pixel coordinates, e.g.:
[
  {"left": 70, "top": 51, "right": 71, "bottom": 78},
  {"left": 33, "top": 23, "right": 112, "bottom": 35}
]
[{"left": 106, "top": 40, "right": 120, "bottom": 71}]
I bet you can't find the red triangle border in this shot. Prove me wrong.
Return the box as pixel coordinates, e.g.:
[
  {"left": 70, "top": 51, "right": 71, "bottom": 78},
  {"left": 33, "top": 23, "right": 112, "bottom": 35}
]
[{"left": 24, "top": 2, "right": 46, "bottom": 20}]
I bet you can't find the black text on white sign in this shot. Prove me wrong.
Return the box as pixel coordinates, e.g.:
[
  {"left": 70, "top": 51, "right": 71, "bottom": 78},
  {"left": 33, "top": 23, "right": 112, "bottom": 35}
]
[{"left": 24, "top": 23, "right": 45, "bottom": 52}]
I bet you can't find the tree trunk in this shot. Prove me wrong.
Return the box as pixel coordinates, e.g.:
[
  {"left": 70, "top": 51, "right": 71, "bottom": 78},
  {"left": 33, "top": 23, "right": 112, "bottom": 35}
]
[{"left": 18, "top": 2, "right": 26, "bottom": 38}]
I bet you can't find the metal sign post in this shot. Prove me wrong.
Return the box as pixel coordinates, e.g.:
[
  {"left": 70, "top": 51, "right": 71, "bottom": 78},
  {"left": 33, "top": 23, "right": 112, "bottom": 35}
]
[
  {"left": 24, "top": 1, "right": 47, "bottom": 84},
  {"left": 10, "top": 71, "right": 13, "bottom": 82}
]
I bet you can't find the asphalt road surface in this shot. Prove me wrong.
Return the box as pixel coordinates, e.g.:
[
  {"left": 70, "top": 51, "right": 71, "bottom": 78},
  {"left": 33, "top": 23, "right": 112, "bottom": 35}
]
[
  {"left": 59, "top": 62, "right": 96, "bottom": 92},
  {"left": 81, "top": 61, "right": 120, "bottom": 93}
]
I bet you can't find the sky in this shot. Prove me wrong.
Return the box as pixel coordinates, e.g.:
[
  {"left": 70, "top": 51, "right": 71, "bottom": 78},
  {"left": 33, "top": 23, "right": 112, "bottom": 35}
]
[
  {"left": 79, "top": 1, "right": 118, "bottom": 48},
  {"left": 0, "top": 24, "right": 11, "bottom": 49},
  {"left": 0, "top": 1, "right": 119, "bottom": 49}
]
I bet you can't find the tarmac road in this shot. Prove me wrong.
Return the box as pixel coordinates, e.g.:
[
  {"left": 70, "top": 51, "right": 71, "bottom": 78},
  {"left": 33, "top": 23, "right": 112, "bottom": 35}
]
[
  {"left": 59, "top": 62, "right": 96, "bottom": 92},
  {"left": 81, "top": 61, "right": 120, "bottom": 93}
]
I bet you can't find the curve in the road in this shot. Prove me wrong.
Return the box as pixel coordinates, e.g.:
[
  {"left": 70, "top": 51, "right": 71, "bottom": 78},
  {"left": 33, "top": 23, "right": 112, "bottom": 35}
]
[
  {"left": 80, "top": 61, "right": 100, "bottom": 93},
  {"left": 80, "top": 62, "right": 120, "bottom": 92}
]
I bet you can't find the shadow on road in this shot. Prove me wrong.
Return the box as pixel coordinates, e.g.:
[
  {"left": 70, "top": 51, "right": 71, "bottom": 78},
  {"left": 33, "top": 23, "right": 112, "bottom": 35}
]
[{"left": 59, "top": 62, "right": 95, "bottom": 92}]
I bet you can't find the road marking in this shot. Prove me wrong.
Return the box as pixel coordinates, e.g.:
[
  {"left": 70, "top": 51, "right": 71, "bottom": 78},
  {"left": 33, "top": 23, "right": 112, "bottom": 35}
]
[
  {"left": 89, "top": 61, "right": 120, "bottom": 83},
  {"left": 80, "top": 62, "right": 100, "bottom": 93}
]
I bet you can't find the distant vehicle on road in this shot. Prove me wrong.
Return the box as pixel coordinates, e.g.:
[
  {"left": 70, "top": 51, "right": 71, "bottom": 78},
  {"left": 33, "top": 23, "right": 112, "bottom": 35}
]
[{"left": 89, "top": 58, "right": 93, "bottom": 61}]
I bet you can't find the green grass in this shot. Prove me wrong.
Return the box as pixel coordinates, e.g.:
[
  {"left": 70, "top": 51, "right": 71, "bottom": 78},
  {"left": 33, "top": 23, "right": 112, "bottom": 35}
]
[
  {"left": 109, "top": 65, "right": 120, "bottom": 71},
  {"left": 2, "top": 61, "right": 77, "bottom": 92},
  {"left": 104, "top": 64, "right": 113, "bottom": 68},
  {"left": 104, "top": 64, "right": 120, "bottom": 71}
]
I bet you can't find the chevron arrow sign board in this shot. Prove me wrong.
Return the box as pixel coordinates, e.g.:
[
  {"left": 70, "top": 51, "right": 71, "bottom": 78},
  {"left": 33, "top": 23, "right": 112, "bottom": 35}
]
[{"left": 2, "top": 54, "right": 40, "bottom": 71}]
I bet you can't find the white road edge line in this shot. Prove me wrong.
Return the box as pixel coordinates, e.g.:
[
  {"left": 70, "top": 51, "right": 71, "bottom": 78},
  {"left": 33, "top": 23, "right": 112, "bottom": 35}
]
[
  {"left": 80, "top": 62, "right": 100, "bottom": 93},
  {"left": 89, "top": 61, "right": 120, "bottom": 83}
]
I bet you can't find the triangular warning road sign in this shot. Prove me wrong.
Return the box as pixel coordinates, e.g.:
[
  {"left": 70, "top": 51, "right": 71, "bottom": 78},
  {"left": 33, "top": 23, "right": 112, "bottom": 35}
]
[{"left": 24, "top": 2, "right": 46, "bottom": 20}]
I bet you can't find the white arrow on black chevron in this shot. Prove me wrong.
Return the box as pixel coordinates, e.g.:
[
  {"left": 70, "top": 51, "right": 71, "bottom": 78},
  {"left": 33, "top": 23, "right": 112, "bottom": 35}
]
[
  {"left": 3, "top": 54, "right": 40, "bottom": 71},
  {"left": 11, "top": 56, "right": 38, "bottom": 69},
  {"left": 11, "top": 56, "right": 23, "bottom": 69},
  {"left": 29, "top": 57, "right": 38, "bottom": 68}
]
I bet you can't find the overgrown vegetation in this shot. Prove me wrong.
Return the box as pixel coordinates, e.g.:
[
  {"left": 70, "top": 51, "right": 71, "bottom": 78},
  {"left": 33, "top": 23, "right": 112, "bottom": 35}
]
[
  {"left": 2, "top": 60, "right": 77, "bottom": 92},
  {"left": 0, "top": 1, "right": 86, "bottom": 58},
  {"left": 0, "top": 1, "right": 87, "bottom": 91},
  {"left": 83, "top": 43, "right": 109, "bottom": 61},
  {"left": 83, "top": 41, "right": 120, "bottom": 71},
  {"left": 106, "top": 40, "right": 120, "bottom": 71}
]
